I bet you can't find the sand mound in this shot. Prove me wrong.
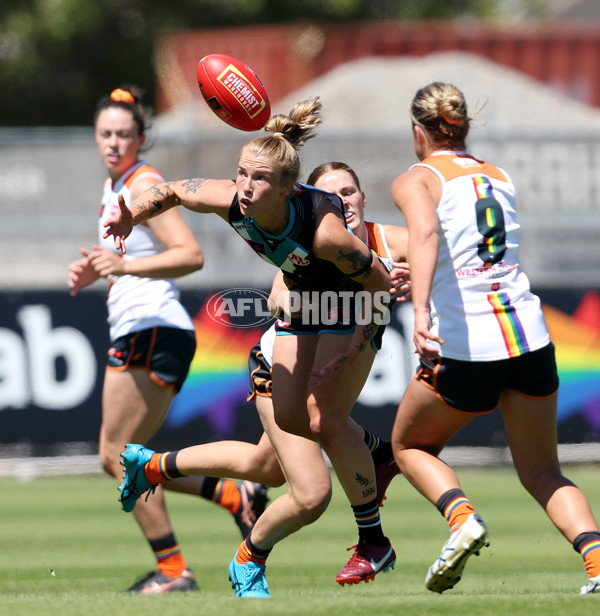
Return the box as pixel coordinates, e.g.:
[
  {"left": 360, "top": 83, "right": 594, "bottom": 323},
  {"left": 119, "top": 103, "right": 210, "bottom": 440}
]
[{"left": 156, "top": 51, "right": 600, "bottom": 136}]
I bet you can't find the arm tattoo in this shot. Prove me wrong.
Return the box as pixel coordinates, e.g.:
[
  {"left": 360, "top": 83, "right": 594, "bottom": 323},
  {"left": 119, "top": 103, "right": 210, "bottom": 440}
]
[
  {"left": 362, "top": 323, "right": 378, "bottom": 343},
  {"left": 149, "top": 199, "right": 163, "bottom": 214},
  {"left": 337, "top": 248, "right": 368, "bottom": 272},
  {"left": 139, "top": 184, "right": 169, "bottom": 215},
  {"left": 181, "top": 177, "right": 206, "bottom": 194},
  {"left": 337, "top": 249, "right": 373, "bottom": 279},
  {"left": 351, "top": 307, "right": 380, "bottom": 356},
  {"left": 135, "top": 183, "right": 184, "bottom": 219}
]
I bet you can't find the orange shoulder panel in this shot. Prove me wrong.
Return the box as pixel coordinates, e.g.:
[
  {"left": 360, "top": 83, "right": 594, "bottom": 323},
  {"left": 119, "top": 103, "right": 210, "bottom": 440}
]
[
  {"left": 124, "top": 163, "right": 160, "bottom": 189},
  {"left": 364, "top": 221, "right": 387, "bottom": 257},
  {"left": 420, "top": 154, "right": 508, "bottom": 183}
]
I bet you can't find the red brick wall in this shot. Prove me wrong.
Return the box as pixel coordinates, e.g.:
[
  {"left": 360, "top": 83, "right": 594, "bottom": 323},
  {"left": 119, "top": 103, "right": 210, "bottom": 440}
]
[{"left": 155, "top": 20, "right": 600, "bottom": 112}]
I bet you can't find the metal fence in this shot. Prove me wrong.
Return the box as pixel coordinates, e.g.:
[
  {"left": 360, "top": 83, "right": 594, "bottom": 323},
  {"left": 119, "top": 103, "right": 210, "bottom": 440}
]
[{"left": 1, "top": 127, "right": 599, "bottom": 290}]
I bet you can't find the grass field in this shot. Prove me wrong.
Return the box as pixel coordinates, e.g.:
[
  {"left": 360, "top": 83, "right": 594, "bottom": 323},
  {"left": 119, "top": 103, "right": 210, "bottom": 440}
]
[{"left": 1, "top": 465, "right": 599, "bottom": 616}]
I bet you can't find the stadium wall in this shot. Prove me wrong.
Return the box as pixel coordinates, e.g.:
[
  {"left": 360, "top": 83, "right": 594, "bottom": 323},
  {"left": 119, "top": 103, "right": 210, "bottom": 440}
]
[
  {"left": 2, "top": 130, "right": 600, "bottom": 291},
  {"left": 0, "top": 287, "right": 598, "bottom": 458}
]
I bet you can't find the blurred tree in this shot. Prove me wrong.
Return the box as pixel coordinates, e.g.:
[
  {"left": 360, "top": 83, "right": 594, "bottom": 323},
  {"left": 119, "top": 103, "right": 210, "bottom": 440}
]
[{"left": 0, "top": 0, "right": 547, "bottom": 126}]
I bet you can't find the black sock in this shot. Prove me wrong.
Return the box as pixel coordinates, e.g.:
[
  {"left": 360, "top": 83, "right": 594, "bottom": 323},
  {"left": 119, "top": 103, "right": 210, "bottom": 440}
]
[
  {"left": 363, "top": 429, "right": 393, "bottom": 466},
  {"left": 200, "top": 476, "right": 219, "bottom": 500},
  {"left": 245, "top": 532, "right": 272, "bottom": 560},
  {"left": 163, "top": 451, "right": 185, "bottom": 478},
  {"left": 352, "top": 498, "right": 387, "bottom": 546},
  {"left": 435, "top": 488, "right": 467, "bottom": 517}
]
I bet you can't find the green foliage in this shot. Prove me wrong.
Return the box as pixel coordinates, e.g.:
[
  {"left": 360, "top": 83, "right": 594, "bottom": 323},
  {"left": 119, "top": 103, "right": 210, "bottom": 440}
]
[
  {"left": 0, "top": 466, "right": 598, "bottom": 615},
  {"left": 0, "top": 0, "right": 547, "bottom": 126}
]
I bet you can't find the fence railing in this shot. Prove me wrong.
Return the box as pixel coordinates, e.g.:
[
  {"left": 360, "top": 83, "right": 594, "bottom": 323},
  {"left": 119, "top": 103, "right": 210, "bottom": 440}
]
[{"left": 1, "top": 129, "right": 598, "bottom": 289}]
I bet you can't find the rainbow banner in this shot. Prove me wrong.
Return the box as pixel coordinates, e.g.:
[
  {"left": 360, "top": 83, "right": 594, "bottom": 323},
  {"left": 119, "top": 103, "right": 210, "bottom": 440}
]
[
  {"left": 543, "top": 291, "right": 600, "bottom": 432},
  {"left": 165, "top": 304, "right": 267, "bottom": 437},
  {"left": 165, "top": 291, "right": 600, "bottom": 443}
]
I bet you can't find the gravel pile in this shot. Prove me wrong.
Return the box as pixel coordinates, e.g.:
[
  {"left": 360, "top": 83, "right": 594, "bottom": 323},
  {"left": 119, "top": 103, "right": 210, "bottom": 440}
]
[{"left": 156, "top": 51, "right": 600, "bottom": 137}]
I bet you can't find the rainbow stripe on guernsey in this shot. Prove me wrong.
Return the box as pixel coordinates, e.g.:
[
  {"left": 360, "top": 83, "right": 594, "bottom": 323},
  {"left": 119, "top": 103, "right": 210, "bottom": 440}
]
[
  {"left": 486, "top": 292, "right": 529, "bottom": 357},
  {"left": 472, "top": 175, "right": 494, "bottom": 200},
  {"left": 472, "top": 176, "right": 499, "bottom": 264}
]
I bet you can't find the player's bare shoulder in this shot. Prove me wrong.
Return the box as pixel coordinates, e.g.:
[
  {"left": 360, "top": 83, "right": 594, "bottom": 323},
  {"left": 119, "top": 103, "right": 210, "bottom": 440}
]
[{"left": 381, "top": 224, "right": 409, "bottom": 262}]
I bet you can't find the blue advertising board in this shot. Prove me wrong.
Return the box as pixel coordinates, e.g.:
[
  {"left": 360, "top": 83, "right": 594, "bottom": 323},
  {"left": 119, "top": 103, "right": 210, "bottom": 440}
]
[{"left": 0, "top": 287, "right": 598, "bottom": 454}]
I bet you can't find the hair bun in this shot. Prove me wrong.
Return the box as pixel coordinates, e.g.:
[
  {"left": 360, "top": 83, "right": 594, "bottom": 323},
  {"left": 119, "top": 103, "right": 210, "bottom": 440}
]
[{"left": 110, "top": 88, "right": 135, "bottom": 104}]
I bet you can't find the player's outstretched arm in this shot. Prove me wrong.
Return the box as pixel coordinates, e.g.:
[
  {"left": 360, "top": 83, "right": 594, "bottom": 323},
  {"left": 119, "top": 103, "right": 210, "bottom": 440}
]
[{"left": 104, "top": 178, "right": 236, "bottom": 252}]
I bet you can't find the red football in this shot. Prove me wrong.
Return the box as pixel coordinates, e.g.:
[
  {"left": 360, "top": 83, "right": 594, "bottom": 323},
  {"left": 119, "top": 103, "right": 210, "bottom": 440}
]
[{"left": 197, "top": 54, "right": 271, "bottom": 132}]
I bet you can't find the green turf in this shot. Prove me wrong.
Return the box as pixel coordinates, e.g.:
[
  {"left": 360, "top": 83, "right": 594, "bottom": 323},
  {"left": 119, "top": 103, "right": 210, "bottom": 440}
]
[{"left": 1, "top": 465, "right": 599, "bottom": 615}]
